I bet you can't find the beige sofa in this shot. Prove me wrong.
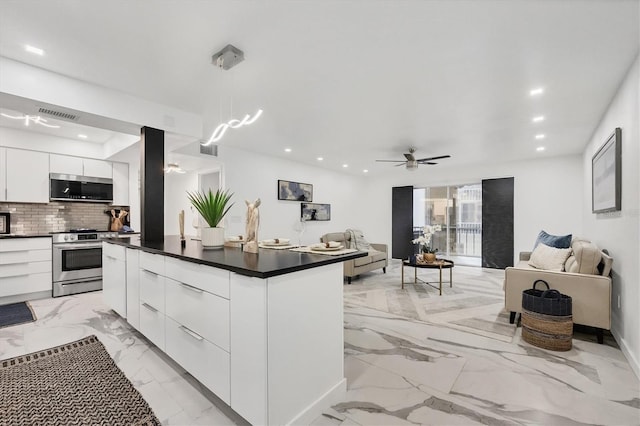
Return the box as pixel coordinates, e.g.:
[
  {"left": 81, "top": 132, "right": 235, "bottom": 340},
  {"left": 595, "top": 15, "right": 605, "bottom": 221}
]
[
  {"left": 321, "top": 232, "right": 388, "bottom": 284},
  {"left": 504, "top": 238, "right": 613, "bottom": 343}
]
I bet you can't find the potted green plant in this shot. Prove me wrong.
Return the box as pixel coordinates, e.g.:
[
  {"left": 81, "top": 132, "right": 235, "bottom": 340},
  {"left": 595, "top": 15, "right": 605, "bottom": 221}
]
[{"left": 187, "top": 188, "right": 234, "bottom": 248}]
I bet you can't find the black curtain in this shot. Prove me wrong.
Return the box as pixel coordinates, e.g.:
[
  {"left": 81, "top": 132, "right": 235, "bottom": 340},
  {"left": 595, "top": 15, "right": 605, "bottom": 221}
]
[
  {"left": 481, "top": 177, "right": 514, "bottom": 269},
  {"left": 392, "top": 186, "right": 414, "bottom": 260}
]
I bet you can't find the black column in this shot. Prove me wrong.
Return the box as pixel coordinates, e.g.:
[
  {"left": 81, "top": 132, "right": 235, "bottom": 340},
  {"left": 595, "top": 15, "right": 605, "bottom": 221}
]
[
  {"left": 481, "top": 177, "right": 514, "bottom": 269},
  {"left": 392, "top": 186, "right": 414, "bottom": 260},
  {"left": 140, "top": 126, "right": 164, "bottom": 242}
]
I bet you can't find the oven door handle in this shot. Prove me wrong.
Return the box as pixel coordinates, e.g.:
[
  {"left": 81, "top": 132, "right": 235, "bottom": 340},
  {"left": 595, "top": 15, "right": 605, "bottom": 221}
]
[{"left": 53, "top": 243, "right": 104, "bottom": 249}]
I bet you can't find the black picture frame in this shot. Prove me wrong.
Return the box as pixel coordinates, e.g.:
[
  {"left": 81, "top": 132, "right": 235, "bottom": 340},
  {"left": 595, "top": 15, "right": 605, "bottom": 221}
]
[
  {"left": 592, "top": 127, "right": 622, "bottom": 213},
  {"left": 278, "top": 180, "right": 313, "bottom": 201},
  {"left": 0, "top": 212, "right": 10, "bottom": 234},
  {"left": 301, "top": 203, "right": 331, "bottom": 221}
]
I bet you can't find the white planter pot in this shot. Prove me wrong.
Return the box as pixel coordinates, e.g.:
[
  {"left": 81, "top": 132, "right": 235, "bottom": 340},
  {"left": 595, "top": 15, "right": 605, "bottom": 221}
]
[{"left": 201, "top": 226, "right": 225, "bottom": 248}]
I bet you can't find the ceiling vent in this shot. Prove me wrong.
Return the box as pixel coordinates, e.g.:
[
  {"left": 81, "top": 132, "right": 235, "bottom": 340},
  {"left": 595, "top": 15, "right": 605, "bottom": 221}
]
[
  {"left": 200, "top": 143, "right": 218, "bottom": 156},
  {"left": 38, "top": 107, "right": 78, "bottom": 121}
]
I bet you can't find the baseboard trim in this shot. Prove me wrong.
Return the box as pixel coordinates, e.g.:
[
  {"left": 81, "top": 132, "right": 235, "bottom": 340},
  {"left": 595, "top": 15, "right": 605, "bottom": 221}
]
[
  {"left": 611, "top": 327, "right": 640, "bottom": 380},
  {"left": 286, "top": 378, "right": 347, "bottom": 426}
]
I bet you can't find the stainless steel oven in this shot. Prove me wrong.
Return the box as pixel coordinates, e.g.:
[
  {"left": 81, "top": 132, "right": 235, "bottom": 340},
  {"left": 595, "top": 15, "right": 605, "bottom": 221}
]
[{"left": 52, "top": 229, "right": 118, "bottom": 297}]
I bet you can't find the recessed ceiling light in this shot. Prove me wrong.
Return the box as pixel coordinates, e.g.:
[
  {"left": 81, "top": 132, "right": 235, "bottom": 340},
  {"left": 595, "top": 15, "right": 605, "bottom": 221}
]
[
  {"left": 284, "top": 148, "right": 292, "bottom": 153},
  {"left": 342, "top": 164, "right": 348, "bottom": 168},
  {"left": 363, "top": 169, "right": 369, "bottom": 173},
  {"left": 317, "top": 157, "right": 323, "bottom": 161},
  {"left": 529, "top": 87, "right": 544, "bottom": 96},
  {"left": 532, "top": 116, "right": 545, "bottom": 122},
  {"left": 536, "top": 146, "right": 545, "bottom": 152},
  {"left": 78, "top": 134, "right": 88, "bottom": 139},
  {"left": 535, "top": 134, "right": 545, "bottom": 140},
  {"left": 25, "top": 45, "right": 44, "bottom": 56}
]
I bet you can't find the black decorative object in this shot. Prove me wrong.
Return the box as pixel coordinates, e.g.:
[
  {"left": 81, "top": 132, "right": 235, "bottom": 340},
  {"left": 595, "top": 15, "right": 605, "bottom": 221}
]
[
  {"left": 592, "top": 128, "right": 622, "bottom": 213},
  {"left": 301, "top": 203, "right": 330, "bottom": 221},
  {"left": 392, "top": 186, "right": 414, "bottom": 260},
  {"left": 278, "top": 180, "right": 313, "bottom": 201},
  {"left": 522, "top": 280, "right": 572, "bottom": 317},
  {"left": 482, "top": 177, "right": 514, "bottom": 269}
]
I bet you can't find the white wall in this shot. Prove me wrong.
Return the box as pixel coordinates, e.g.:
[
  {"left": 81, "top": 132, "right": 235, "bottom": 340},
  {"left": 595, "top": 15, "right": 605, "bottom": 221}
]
[
  {"left": 359, "top": 155, "right": 584, "bottom": 260},
  {"left": 0, "top": 127, "right": 105, "bottom": 158},
  {"left": 582, "top": 55, "right": 639, "bottom": 378},
  {"left": 164, "top": 171, "right": 199, "bottom": 236},
  {"left": 217, "top": 145, "right": 369, "bottom": 246}
]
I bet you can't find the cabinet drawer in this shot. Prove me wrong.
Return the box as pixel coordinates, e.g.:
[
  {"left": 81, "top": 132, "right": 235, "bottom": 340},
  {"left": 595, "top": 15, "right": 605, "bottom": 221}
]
[
  {"left": 0, "top": 238, "right": 51, "bottom": 252},
  {"left": 139, "top": 301, "right": 165, "bottom": 351},
  {"left": 0, "top": 272, "right": 52, "bottom": 297},
  {"left": 0, "top": 261, "right": 51, "bottom": 278},
  {"left": 139, "top": 251, "right": 165, "bottom": 276},
  {"left": 103, "top": 242, "right": 126, "bottom": 261},
  {"left": 139, "top": 269, "right": 165, "bottom": 312},
  {"left": 0, "top": 249, "right": 51, "bottom": 265},
  {"left": 165, "top": 316, "right": 230, "bottom": 404},
  {"left": 165, "top": 277, "right": 230, "bottom": 351},
  {"left": 165, "top": 257, "right": 229, "bottom": 299}
]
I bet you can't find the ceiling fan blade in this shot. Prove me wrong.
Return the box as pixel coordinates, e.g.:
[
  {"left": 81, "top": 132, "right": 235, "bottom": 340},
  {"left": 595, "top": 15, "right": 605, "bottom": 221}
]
[
  {"left": 422, "top": 162, "right": 437, "bottom": 165},
  {"left": 416, "top": 155, "right": 451, "bottom": 162},
  {"left": 394, "top": 163, "right": 406, "bottom": 167},
  {"left": 404, "top": 153, "right": 416, "bottom": 161},
  {"left": 376, "top": 159, "right": 406, "bottom": 162}
]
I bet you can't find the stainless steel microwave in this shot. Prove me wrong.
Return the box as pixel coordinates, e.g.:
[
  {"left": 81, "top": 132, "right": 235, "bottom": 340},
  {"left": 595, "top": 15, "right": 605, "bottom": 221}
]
[{"left": 50, "top": 173, "right": 113, "bottom": 203}]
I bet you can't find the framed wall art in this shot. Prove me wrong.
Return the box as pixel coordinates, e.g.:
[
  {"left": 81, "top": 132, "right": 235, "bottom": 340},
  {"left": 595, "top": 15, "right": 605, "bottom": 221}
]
[
  {"left": 301, "top": 203, "right": 331, "bottom": 221},
  {"left": 592, "top": 127, "right": 622, "bottom": 214},
  {"left": 278, "top": 180, "right": 313, "bottom": 201},
  {"left": 0, "top": 212, "right": 10, "bottom": 234}
]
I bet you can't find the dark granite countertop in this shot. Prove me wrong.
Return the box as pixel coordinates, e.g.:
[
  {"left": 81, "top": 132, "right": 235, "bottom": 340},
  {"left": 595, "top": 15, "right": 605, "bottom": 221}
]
[
  {"left": 0, "top": 234, "right": 53, "bottom": 239},
  {"left": 105, "top": 235, "right": 368, "bottom": 279}
]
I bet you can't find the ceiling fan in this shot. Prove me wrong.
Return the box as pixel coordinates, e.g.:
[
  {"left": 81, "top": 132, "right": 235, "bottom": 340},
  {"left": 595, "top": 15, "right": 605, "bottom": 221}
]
[{"left": 376, "top": 148, "right": 451, "bottom": 170}]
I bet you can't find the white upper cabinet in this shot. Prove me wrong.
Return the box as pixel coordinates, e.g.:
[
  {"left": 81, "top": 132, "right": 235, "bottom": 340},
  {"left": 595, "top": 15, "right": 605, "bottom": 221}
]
[
  {"left": 112, "top": 162, "right": 129, "bottom": 205},
  {"left": 49, "top": 154, "right": 83, "bottom": 175},
  {"left": 82, "top": 159, "right": 112, "bottom": 179},
  {"left": 6, "top": 149, "right": 49, "bottom": 203},
  {"left": 49, "top": 154, "right": 113, "bottom": 179},
  {"left": 0, "top": 148, "right": 6, "bottom": 201}
]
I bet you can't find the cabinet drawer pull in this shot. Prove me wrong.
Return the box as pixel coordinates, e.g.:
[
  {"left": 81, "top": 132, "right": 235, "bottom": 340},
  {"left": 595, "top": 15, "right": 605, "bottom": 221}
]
[
  {"left": 179, "top": 325, "right": 204, "bottom": 341},
  {"left": 105, "top": 255, "right": 117, "bottom": 260},
  {"left": 141, "top": 302, "right": 158, "bottom": 312},
  {"left": 180, "top": 282, "right": 203, "bottom": 293},
  {"left": 141, "top": 268, "right": 158, "bottom": 276}
]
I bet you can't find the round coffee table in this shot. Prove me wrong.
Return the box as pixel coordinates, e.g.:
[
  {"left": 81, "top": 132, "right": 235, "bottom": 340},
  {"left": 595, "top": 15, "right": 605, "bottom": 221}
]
[{"left": 401, "top": 259, "right": 454, "bottom": 295}]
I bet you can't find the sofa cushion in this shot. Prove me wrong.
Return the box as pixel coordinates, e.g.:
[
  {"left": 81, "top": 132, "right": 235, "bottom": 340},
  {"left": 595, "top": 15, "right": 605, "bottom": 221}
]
[
  {"left": 369, "top": 249, "right": 386, "bottom": 263},
  {"left": 528, "top": 243, "right": 572, "bottom": 271},
  {"left": 354, "top": 255, "right": 373, "bottom": 267},
  {"left": 567, "top": 239, "right": 602, "bottom": 275},
  {"left": 534, "top": 230, "right": 572, "bottom": 249}
]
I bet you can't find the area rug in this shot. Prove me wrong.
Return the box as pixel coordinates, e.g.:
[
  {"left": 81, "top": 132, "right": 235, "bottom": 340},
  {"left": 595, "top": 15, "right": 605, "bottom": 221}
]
[
  {"left": 0, "top": 301, "right": 36, "bottom": 328},
  {"left": 0, "top": 335, "right": 160, "bottom": 425},
  {"left": 343, "top": 261, "right": 517, "bottom": 342}
]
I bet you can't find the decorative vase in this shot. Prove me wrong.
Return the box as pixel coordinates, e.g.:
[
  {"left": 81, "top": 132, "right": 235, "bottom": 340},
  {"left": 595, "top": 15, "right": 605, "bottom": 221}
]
[
  {"left": 423, "top": 252, "right": 436, "bottom": 263},
  {"left": 201, "top": 226, "right": 225, "bottom": 248}
]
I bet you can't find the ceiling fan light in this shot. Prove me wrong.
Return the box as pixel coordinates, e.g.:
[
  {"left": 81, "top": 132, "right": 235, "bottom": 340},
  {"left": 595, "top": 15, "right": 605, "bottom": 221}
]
[{"left": 406, "top": 160, "right": 418, "bottom": 170}]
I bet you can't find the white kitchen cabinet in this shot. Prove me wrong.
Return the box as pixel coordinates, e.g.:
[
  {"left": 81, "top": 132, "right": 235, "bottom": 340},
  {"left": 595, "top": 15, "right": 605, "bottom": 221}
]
[
  {"left": 0, "top": 237, "right": 52, "bottom": 303},
  {"left": 6, "top": 149, "right": 49, "bottom": 203},
  {"left": 139, "top": 253, "right": 166, "bottom": 350},
  {"left": 102, "top": 242, "right": 126, "bottom": 317},
  {"left": 125, "top": 248, "right": 140, "bottom": 330},
  {"left": 83, "top": 158, "right": 112, "bottom": 179},
  {"left": 0, "top": 147, "right": 6, "bottom": 201},
  {"left": 49, "top": 154, "right": 83, "bottom": 175},
  {"left": 112, "top": 162, "right": 129, "bottom": 205},
  {"left": 50, "top": 153, "right": 113, "bottom": 179}
]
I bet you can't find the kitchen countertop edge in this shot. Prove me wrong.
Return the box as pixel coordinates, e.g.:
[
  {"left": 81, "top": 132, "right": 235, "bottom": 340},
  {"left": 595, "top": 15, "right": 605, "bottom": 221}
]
[{"left": 104, "top": 236, "right": 368, "bottom": 279}]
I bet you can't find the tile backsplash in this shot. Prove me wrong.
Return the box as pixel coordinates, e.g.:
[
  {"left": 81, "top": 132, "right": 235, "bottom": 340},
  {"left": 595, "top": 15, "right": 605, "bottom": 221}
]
[{"left": 0, "top": 202, "right": 130, "bottom": 234}]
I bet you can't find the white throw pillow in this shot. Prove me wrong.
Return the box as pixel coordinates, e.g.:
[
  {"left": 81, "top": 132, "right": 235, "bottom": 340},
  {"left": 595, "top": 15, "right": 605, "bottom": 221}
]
[{"left": 528, "top": 242, "right": 572, "bottom": 271}]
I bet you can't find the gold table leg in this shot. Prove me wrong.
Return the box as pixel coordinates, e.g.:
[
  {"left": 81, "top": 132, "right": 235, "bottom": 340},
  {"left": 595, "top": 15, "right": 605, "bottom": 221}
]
[
  {"left": 439, "top": 265, "right": 442, "bottom": 295},
  {"left": 401, "top": 263, "right": 404, "bottom": 289}
]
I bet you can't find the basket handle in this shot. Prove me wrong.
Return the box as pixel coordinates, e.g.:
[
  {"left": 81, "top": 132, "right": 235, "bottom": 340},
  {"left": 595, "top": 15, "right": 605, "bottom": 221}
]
[
  {"left": 541, "top": 289, "right": 562, "bottom": 299},
  {"left": 532, "top": 279, "right": 550, "bottom": 291}
]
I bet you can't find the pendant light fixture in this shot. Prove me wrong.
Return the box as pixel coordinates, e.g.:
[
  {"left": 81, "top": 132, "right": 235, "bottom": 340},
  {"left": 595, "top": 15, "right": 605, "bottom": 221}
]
[
  {"left": 164, "top": 163, "right": 186, "bottom": 174},
  {"left": 201, "top": 44, "right": 263, "bottom": 146}
]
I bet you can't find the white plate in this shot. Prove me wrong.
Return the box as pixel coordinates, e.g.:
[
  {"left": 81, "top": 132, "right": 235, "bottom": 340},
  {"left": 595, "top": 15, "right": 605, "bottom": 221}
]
[{"left": 310, "top": 244, "right": 344, "bottom": 251}]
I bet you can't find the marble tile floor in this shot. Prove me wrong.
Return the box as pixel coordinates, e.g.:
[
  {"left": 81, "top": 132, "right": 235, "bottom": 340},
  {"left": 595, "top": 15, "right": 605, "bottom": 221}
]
[{"left": 1, "top": 262, "right": 638, "bottom": 425}]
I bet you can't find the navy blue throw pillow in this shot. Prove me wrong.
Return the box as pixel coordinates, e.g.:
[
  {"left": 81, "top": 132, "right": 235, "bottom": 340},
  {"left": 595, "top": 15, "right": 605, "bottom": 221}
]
[{"left": 534, "top": 230, "right": 572, "bottom": 249}]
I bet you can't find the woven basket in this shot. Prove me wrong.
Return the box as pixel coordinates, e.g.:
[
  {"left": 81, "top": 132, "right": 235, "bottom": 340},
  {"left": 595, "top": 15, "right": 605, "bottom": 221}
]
[
  {"left": 522, "top": 309, "right": 573, "bottom": 351},
  {"left": 522, "top": 280, "right": 572, "bottom": 316}
]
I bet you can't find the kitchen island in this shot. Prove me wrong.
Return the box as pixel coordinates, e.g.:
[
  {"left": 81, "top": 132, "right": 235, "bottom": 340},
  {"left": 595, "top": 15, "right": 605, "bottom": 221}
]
[{"left": 103, "top": 236, "right": 366, "bottom": 425}]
